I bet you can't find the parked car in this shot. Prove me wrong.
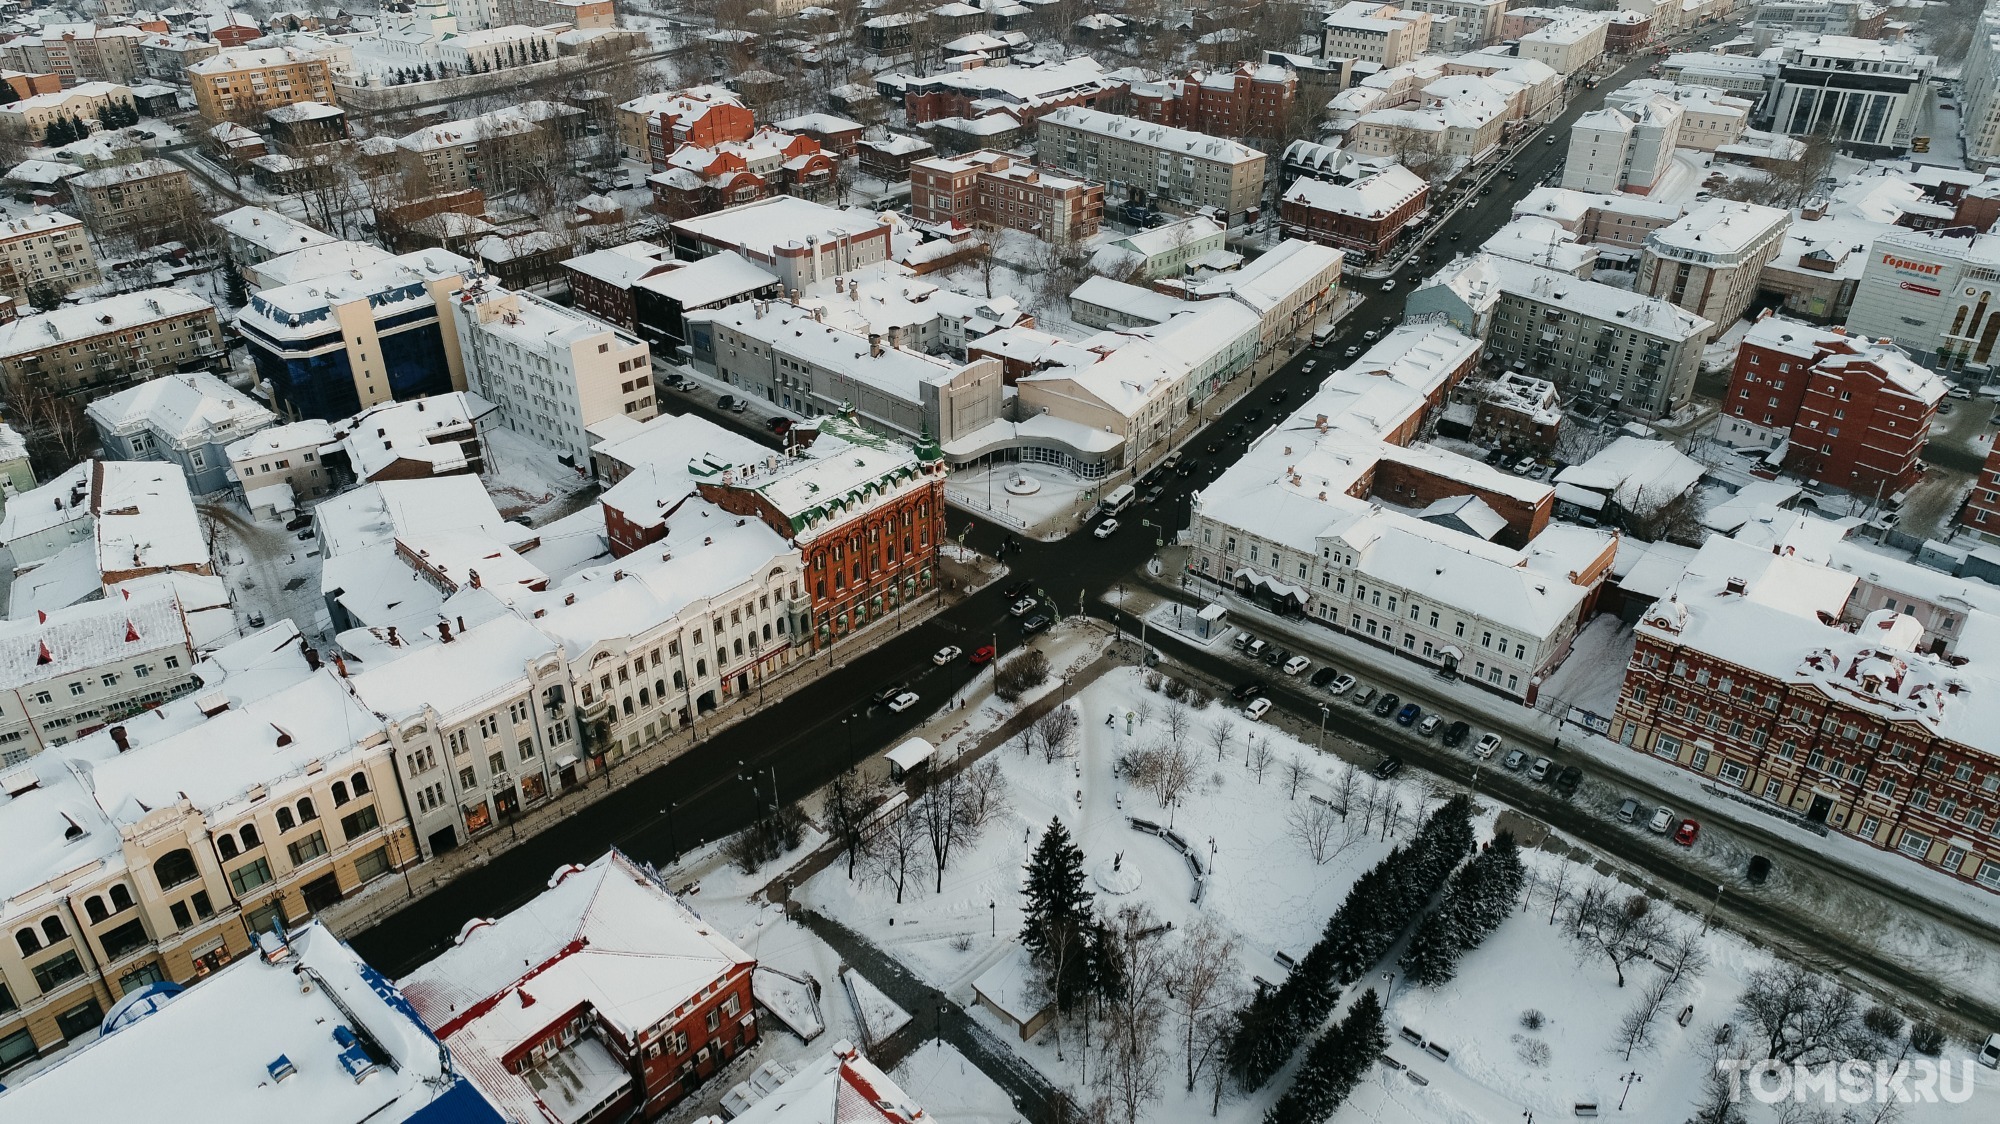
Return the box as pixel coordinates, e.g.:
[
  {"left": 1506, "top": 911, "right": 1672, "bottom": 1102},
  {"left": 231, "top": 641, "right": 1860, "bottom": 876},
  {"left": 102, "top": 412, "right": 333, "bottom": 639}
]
[
  {"left": 1246, "top": 639, "right": 1269, "bottom": 660},
  {"left": 1094, "top": 518, "right": 1120, "bottom": 539},
  {"left": 1345, "top": 346, "right": 1360, "bottom": 358},
  {"left": 1979, "top": 1034, "right": 2000, "bottom": 1069},
  {"left": 1309, "top": 666, "right": 1339, "bottom": 688},
  {"left": 1649, "top": 807, "right": 1675, "bottom": 834},
  {"left": 716, "top": 394, "right": 737, "bottom": 411},
  {"left": 1613, "top": 797, "right": 1640, "bottom": 823},
  {"left": 970, "top": 645, "right": 996, "bottom": 665},
  {"left": 1283, "top": 655, "right": 1311, "bottom": 676},
  {"left": 1528, "top": 756, "right": 1553, "bottom": 781},
  {"left": 1673, "top": 819, "right": 1700, "bottom": 846},
  {"left": 887, "top": 691, "right": 921, "bottom": 713},
  {"left": 1747, "top": 855, "right": 1771, "bottom": 884},
  {"left": 1513, "top": 456, "right": 1537, "bottom": 474},
  {"left": 1009, "top": 597, "right": 1038, "bottom": 617},
  {"left": 1372, "top": 756, "right": 1404, "bottom": 779},
  {"left": 1948, "top": 385, "right": 1973, "bottom": 400},
  {"left": 1262, "top": 646, "right": 1285, "bottom": 667},
  {"left": 1554, "top": 766, "right": 1582, "bottom": 796},
  {"left": 1022, "top": 614, "right": 1053, "bottom": 634},
  {"left": 1418, "top": 715, "right": 1442, "bottom": 737},
  {"left": 767, "top": 416, "right": 792, "bottom": 435},
  {"left": 1395, "top": 702, "right": 1421, "bottom": 726},
  {"left": 1329, "top": 673, "right": 1357, "bottom": 696},
  {"left": 1442, "top": 720, "right": 1469, "bottom": 747},
  {"left": 1352, "top": 685, "right": 1377, "bottom": 708},
  {"left": 1372, "top": 692, "right": 1400, "bottom": 718},
  {"left": 1231, "top": 680, "right": 1267, "bottom": 701},
  {"left": 729, "top": 397, "right": 747, "bottom": 413},
  {"left": 872, "top": 684, "right": 905, "bottom": 705},
  {"left": 1243, "top": 697, "right": 1273, "bottom": 721},
  {"left": 1502, "top": 749, "right": 1528, "bottom": 771},
  {"left": 1474, "top": 733, "right": 1502, "bottom": 759},
  {"left": 933, "top": 646, "right": 962, "bottom": 665}
]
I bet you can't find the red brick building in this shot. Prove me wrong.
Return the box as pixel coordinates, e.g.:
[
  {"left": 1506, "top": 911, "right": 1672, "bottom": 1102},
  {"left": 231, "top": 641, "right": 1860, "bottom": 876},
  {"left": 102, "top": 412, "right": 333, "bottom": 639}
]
[
  {"left": 1724, "top": 313, "right": 1946, "bottom": 496},
  {"left": 1605, "top": 10, "right": 1652, "bottom": 52},
  {"left": 1128, "top": 61, "right": 1297, "bottom": 144},
  {"left": 1612, "top": 536, "right": 2000, "bottom": 894},
  {"left": 562, "top": 241, "right": 679, "bottom": 330},
  {"left": 400, "top": 850, "right": 758, "bottom": 1121},
  {"left": 615, "top": 86, "right": 757, "bottom": 167},
  {"left": 1278, "top": 163, "right": 1428, "bottom": 261},
  {"left": 909, "top": 150, "right": 1104, "bottom": 244},
  {"left": 1958, "top": 442, "right": 2000, "bottom": 533},
  {"left": 647, "top": 127, "right": 838, "bottom": 219}
]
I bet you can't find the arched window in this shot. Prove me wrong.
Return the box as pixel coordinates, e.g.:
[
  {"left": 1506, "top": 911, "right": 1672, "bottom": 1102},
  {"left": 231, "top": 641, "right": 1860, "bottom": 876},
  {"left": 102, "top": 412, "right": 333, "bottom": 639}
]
[
  {"left": 277, "top": 807, "right": 295, "bottom": 832},
  {"left": 14, "top": 928, "right": 38, "bottom": 956},
  {"left": 696, "top": 659, "right": 707, "bottom": 677},
  {"left": 622, "top": 698, "right": 634, "bottom": 717},
  {"left": 41, "top": 916, "right": 65, "bottom": 943},
  {"left": 154, "top": 848, "right": 197, "bottom": 889},
  {"left": 638, "top": 687, "right": 650, "bottom": 706},
  {"left": 218, "top": 835, "right": 239, "bottom": 860},
  {"left": 298, "top": 798, "right": 317, "bottom": 822},
  {"left": 351, "top": 772, "right": 369, "bottom": 797},
  {"left": 85, "top": 896, "right": 108, "bottom": 923},
  {"left": 655, "top": 679, "right": 665, "bottom": 698},
  {"left": 109, "top": 885, "right": 133, "bottom": 911},
  {"left": 332, "top": 781, "right": 350, "bottom": 806},
  {"left": 239, "top": 824, "right": 260, "bottom": 849}
]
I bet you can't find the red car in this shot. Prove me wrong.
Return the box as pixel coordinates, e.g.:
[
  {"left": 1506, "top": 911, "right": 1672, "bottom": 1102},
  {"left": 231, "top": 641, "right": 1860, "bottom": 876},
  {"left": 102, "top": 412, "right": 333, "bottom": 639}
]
[
  {"left": 970, "top": 645, "right": 996, "bottom": 665},
  {"left": 1673, "top": 819, "right": 1700, "bottom": 847}
]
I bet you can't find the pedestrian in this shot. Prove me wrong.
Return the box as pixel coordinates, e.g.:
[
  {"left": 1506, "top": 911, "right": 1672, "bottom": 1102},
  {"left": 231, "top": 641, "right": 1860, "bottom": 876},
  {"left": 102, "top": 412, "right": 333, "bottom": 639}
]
[{"left": 1107, "top": 712, "right": 1115, "bottom": 726}]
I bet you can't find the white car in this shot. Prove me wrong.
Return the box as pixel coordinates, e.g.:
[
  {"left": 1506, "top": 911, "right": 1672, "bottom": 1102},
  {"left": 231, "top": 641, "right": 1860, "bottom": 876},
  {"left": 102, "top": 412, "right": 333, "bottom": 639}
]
[
  {"left": 1302, "top": 360, "right": 1317, "bottom": 371},
  {"left": 1328, "top": 673, "right": 1357, "bottom": 695},
  {"left": 1243, "top": 697, "right": 1273, "bottom": 721},
  {"left": 1948, "top": 385, "right": 1973, "bottom": 400},
  {"left": 1009, "top": 597, "right": 1038, "bottom": 617},
  {"left": 1473, "top": 732, "right": 1503, "bottom": 759},
  {"left": 1417, "top": 715, "right": 1442, "bottom": 737},
  {"left": 1381, "top": 280, "right": 1397, "bottom": 292},
  {"left": 932, "top": 646, "right": 962, "bottom": 666},
  {"left": 1094, "top": 518, "right": 1120, "bottom": 539},
  {"left": 887, "top": 691, "right": 921, "bottom": 713},
  {"left": 1283, "top": 655, "right": 1311, "bottom": 676},
  {"left": 1980, "top": 1033, "right": 2000, "bottom": 1068},
  {"left": 1648, "top": 807, "right": 1675, "bottom": 834},
  {"left": 1528, "top": 756, "right": 1553, "bottom": 781}
]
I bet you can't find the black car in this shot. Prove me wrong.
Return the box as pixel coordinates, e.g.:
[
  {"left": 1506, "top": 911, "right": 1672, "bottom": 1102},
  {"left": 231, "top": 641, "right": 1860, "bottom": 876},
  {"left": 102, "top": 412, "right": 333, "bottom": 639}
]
[
  {"left": 1372, "top": 692, "right": 1400, "bottom": 718},
  {"left": 1143, "top": 485, "right": 1165, "bottom": 506},
  {"left": 1178, "top": 460, "right": 1198, "bottom": 476},
  {"left": 1263, "top": 646, "right": 1285, "bottom": 667},
  {"left": 1309, "top": 666, "right": 1339, "bottom": 689},
  {"left": 872, "top": 684, "right": 905, "bottom": 706},
  {"left": 1205, "top": 441, "right": 1223, "bottom": 455},
  {"left": 1227, "top": 423, "right": 1245, "bottom": 438},
  {"left": 1141, "top": 467, "right": 1166, "bottom": 486},
  {"left": 1554, "top": 766, "right": 1582, "bottom": 797},
  {"left": 1002, "top": 580, "right": 1034, "bottom": 601},
  {"left": 1231, "top": 679, "right": 1268, "bottom": 701},
  {"left": 1441, "top": 720, "right": 1470, "bottom": 748},
  {"left": 1244, "top": 409, "right": 1263, "bottom": 424},
  {"left": 1484, "top": 447, "right": 1507, "bottom": 466},
  {"left": 1022, "top": 614, "right": 1053, "bottom": 634},
  {"left": 1372, "top": 757, "right": 1404, "bottom": 780}
]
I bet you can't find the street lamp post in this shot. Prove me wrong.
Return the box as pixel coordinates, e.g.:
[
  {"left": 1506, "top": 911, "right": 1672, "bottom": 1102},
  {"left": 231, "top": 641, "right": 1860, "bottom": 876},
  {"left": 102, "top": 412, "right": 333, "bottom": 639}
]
[
  {"left": 1702, "top": 882, "right": 1725, "bottom": 935},
  {"left": 989, "top": 899, "right": 996, "bottom": 937},
  {"left": 1317, "top": 704, "right": 1330, "bottom": 750},
  {"left": 1619, "top": 1072, "right": 1642, "bottom": 1110}
]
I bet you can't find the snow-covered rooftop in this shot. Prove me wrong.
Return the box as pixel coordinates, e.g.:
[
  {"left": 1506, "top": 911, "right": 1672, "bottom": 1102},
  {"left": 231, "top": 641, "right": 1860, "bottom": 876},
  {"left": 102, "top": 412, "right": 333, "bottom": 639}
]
[
  {"left": 84, "top": 370, "right": 275, "bottom": 449},
  {"left": 0, "top": 287, "right": 214, "bottom": 360},
  {"left": 634, "top": 250, "right": 780, "bottom": 307},
  {"left": 1554, "top": 436, "right": 1705, "bottom": 511},
  {"left": 1041, "top": 106, "right": 1265, "bottom": 165},
  {"left": 1281, "top": 164, "right": 1426, "bottom": 220},
  {"left": 331, "top": 392, "right": 495, "bottom": 481}
]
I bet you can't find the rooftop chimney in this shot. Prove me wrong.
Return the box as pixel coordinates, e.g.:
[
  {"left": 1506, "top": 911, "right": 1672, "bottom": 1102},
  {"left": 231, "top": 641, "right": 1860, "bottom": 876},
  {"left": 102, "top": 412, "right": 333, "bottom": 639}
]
[{"left": 110, "top": 726, "right": 129, "bottom": 752}]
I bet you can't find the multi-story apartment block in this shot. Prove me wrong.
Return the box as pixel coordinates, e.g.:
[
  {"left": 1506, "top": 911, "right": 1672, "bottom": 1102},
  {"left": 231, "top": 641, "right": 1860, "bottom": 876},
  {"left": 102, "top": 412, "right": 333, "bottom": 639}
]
[
  {"left": 0, "top": 591, "right": 198, "bottom": 761},
  {"left": 86, "top": 371, "right": 278, "bottom": 495},
  {"left": 187, "top": 46, "right": 335, "bottom": 124},
  {"left": 616, "top": 85, "right": 754, "bottom": 165},
  {"left": 0, "top": 212, "right": 100, "bottom": 306},
  {"left": 68, "top": 159, "right": 196, "bottom": 239},
  {"left": 1768, "top": 34, "right": 1934, "bottom": 156},
  {"left": 214, "top": 205, "right": 338, "bottom": 268},
  {"left": 1409, "top": 253, "right": 1710, "bottom": 418},
  {"left": 670, "top": 196, "right": 893, "bottom": 292},
  {"left": 1278, "top": 163, "right": 1428, "bottom": 261},
  {"left": 451, "top": 281, "right": 656, "bottom": 464},
  {"left": 909, "top": 150, "right": 1104, "bottom": 244},
  {"left": 1722, "top": 314, "right": 1944, "bottom": 496},
  {"left": 1036, "top": 107, "right": 1266, "bottom": 223},
  {"left": 1636, "top": 200, "right": 1791, "bottom": 338},
  {"left": 0, "top": 24, "right": 146, "bottom": 86},
  {"left": 1186, "top": 320, "right": 1617, "bottom": 702},
  {"left": 1401, "top": 0, "right": 1509, "bottom": 48},
  {"left": 0, "top": 82, "right": 139, "bottom": 141},
  {"left": 1563, "top": 97, "right": 1683, "bottom": 194},
  {"left": 351, "top": 614, "right": 572, "bottom": 858},
  {"left": 238, "top": 248, "right": 474, "bottom": 421},
  {"left": 1961, "top": 7, "right": 2000, "bottom": 168},
  {"left": 1508, "top": 7, "right": 1613, "bottom": 76},
  {"left": 137, "top": 32, "right": 218, "bottom": 83},
  {"left": 1962, "top": 434, "right": 2000, "bottom": 533},
  {"left": 401, "top": 850, "right": 756, "bottom": 1121},
  {"left": 1128, "top": 62, "right": 1298, "bottom": 145},
  {"left": 1092, "top": 216, "right": 1228, "bottom": 280},
  {"left": 886, "top": 56, "right": 1127, "bottom": 127},
  {"left": 225, "top": 418, "right": 339, "bottom": 509},
  {"left": 1322, "top": 3, "right": 1433, "bottom": 68},
  {"left": 1610, "top": 530, "right": 2000, "bottom": 893},
  {"left": 392, "top": 101, "right": 584, "bottom": 195},
  {"left": 562, "top": 241, "right": 680, "bottom": 330},
  {"left": 1603, "top": 80, "right": 1750, "bottom": 150},
  {"left": 1512, "top": 185, "right": 1684, "bottom": 250},
  {"left": 0, "top": 288, "right": 221, "bottom": 401}
]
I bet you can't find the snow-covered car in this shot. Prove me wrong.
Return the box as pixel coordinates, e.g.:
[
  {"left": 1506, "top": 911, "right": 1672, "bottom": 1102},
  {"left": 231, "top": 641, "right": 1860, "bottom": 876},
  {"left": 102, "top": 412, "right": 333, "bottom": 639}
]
[
  {"left": 1473, "top": 733, "right": 1502, "bottom": 759},
  {"left": 1980, "top": 1033, "right": 2000, "bottom": 1068},
  {"left": 1328, "top": 673, "right": 1357, "bottom": 695},
  {"left": 887, "top": 691, "right": 921, "bottom": 713},
  {"left": 1243, "top": 697, "right": 1272, "bottom": 721},
  {"left": 1094, "top": 519, "right": 1120, "bottom": 539},
  {"left": 1283, "top": 655, "right": 1311, "bottom": 676},
  {"left": 1345, "top": 346, "right": 1360, "bottom": 358},
  {"left": 1648, "top": 807, "right": 1675, "bottom": 834},
  {"left": 1528, "top": 756, "right": 1552, "bottom": 781},
  {"left": 1009, "top": 597, "right": 1038, "bottom": 617},
  {"left": 933, "top": 646, "right": 962, "bottom": 665},
  {"left": 1417, "top": 715, "right": 1442, "bottom": 737}
]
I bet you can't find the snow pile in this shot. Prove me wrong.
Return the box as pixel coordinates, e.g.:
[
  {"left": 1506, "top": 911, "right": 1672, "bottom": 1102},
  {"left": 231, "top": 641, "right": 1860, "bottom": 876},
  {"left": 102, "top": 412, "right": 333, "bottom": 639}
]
[{"left": 842, "top": 966, "right": 911, "bottom": 1046}]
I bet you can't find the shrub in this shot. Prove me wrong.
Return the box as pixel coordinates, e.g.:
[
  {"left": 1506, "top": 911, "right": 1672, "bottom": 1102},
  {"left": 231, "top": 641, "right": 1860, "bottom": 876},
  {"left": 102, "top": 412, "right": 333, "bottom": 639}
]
[
  {"left": 1909, "top": 1019, "right": 1945, "bottom": 1056},
  {"left": 1862, "top": 1005, "right": 1905, "bottom": 1042},
  {"left": 1520, "top": 1009, "right": 1545, "bottom": 1031},
  {"left": 994, "top": 649, "right": 1051, "bottom": 702}
]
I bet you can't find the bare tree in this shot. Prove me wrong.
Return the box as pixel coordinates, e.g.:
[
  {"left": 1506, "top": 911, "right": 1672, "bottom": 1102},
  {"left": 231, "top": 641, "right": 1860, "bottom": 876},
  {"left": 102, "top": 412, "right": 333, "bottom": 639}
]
[
  {"left": 1735, "top": 962, "right": 1869, "bottom": 1066},
  {"left": 1094, "top": 904, "right": 1171, "bottom": 1124},
  {"left": 1285, "top": 800, "right": 1352, "bottom": 865},
  {"left": 823, "top": 767, "right": 875, "bottom": 879},
  {"left": 1616, "top": 924, "right": 1708, "bottom": 1060},
  {"left": 1164, "top": 916, "right": 1241, "bottom": 1092},
  {"left": 1148, "top": 738, "right": 1197, "bottom": 808},
  {"left": 959, "top": 757, "right": 1009, "bottom": 831},
  {"left": 2, "top": 367, "right": 91, "bottom": 477},
  {"left": 1332, "top": 762, "right": 1361, "bottom": 818},
  {"left": 1246, "top": 736, "right": 1273, "bottom": 783},
  {"left": 916, "top": 769, "right": 972, "bottom": 894},
  {"left": 864, "top": 801, "right": 931, "bottom": 904},
  {"left": 1541, "top": 860, "right": 1573, "bottom": 924},
  {"left": 1622, "top": 482, "right": 1707, "bottom": 545},
  {"left": 1284, "top": 756, "right": 1310, "bottom": 800},
  {"left": 1566, "top": 887, "right": 1670, "bottom": 987},
  {"left": 1207, "top": 718, "right": 1236, "bottom": 763},
  {"left": 1163, "top": 699, "right": 1191, "bottom": 749},
  {"left": 1037, "top": 704, "right": 1081, "bottom": 763}
]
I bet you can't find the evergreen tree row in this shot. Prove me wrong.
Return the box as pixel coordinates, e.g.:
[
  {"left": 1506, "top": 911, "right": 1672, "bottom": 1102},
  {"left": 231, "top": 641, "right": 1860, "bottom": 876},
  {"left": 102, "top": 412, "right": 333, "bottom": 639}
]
[
  {"left": 1225, "top": 795, "right": 1476, "bottom": 1090},
  {"left": 1019, "top": 819, "right": 1125, "bottom": 1016},
  {"left": 95, "top": 100, "right": 139, "bottom": 130},
  {"left": 1399, "top": 831, "right": 1528, "bottom": 988},
  {"left": 1261, "top": 989, "right": 1389, "bottom": 1124}
]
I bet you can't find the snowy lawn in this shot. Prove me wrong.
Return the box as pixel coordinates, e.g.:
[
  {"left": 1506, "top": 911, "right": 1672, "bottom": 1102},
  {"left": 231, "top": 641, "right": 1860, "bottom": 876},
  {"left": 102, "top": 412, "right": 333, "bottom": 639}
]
[
  {"left": 480, "top": 425, "right": 593, "bottom": 520},
  {"left": 889, "top": 1039, "right": 1025, "bottom": 1124}
]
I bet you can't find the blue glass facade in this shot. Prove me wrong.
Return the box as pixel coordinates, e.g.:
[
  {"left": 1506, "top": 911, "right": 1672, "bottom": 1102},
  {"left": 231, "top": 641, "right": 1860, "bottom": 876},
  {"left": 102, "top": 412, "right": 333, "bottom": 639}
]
[{"left": 244, "top": 318, "right": 454, "bottom": 421}]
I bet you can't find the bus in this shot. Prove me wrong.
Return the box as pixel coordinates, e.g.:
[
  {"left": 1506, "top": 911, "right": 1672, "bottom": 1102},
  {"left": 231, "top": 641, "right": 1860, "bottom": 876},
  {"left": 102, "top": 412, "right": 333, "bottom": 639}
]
[{"left": 1100, "top": 483, "right": 1136, "bottom": 516}]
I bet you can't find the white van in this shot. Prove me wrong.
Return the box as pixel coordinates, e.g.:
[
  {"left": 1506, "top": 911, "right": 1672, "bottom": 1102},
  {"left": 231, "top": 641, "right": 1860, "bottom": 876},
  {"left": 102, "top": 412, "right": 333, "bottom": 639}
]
[{"left": 1101, "top": 483, "right": 1136, "bottom": 515}]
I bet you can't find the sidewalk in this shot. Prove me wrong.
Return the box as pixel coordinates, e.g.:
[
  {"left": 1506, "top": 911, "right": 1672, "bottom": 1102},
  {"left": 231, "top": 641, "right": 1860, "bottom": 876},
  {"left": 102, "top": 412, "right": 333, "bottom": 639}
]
[{"left": 315, "top": 554, "right": 1001, "bottom": 938}]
